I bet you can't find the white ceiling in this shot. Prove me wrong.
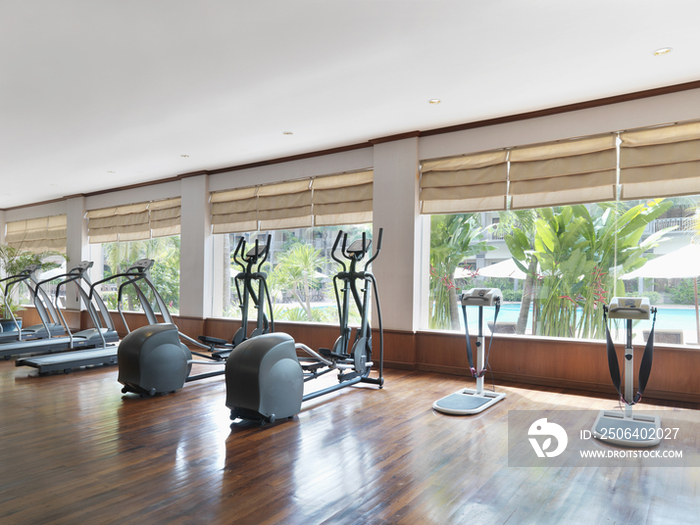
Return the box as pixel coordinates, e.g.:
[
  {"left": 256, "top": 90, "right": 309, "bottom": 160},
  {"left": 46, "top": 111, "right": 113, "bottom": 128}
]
[{"left": 1, "top": 1, "right": 699, "bottom": 210}]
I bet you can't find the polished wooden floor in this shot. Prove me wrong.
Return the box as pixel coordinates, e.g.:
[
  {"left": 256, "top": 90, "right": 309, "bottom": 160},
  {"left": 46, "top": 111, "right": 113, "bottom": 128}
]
[{"left": 2, "top": 358, "right": 700, "bottom": 525}]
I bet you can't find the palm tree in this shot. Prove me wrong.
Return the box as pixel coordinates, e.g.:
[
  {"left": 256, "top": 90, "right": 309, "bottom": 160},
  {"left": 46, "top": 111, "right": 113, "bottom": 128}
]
[
  {"left": 0, "top": 245, "right": 65, "bottom": 318},
  {"left": 270, "top": 242, "right": 331, "bottom": 321},
  {"left": 429, "top": 214, "right": 494, "bottom": 330}
]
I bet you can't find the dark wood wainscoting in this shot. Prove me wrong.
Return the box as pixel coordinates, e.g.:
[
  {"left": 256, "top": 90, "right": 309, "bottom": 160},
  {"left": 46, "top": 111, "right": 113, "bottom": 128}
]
[{"left": 17, "top": 306, "right": 81, "bottom": 331}]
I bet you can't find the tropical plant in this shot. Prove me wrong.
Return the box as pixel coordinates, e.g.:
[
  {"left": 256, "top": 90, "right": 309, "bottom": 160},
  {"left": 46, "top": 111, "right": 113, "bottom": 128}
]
[
  {"left": 269, "top": 242, "right": 331, "bottom": 321},
  {"left": 669, "top": 278, "right": 696, "bottom": 305},
  {"left": 495, "top": 209, "right": 538, "bottom": 333},
  {"left": 0, "top": 245, "right": 65, "bottom": 318},
  {"left": 102, "top": 236, "right": 180, "bottom": 313},
  {"left": 505, "top": 200, "right": 673, "bottom": 339},
  {"left": 429, "top": 214, "right": 494, "bottom": 330}
]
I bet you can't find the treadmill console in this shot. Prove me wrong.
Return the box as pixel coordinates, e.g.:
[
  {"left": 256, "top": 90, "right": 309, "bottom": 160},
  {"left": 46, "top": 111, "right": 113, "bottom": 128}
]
[
  {"left": 128, "top": 259, "right": 155, "bottom": 272},
  {"left": 23, "top": 264, "right": 41, "bottom": 274},
  {"left": 70, "top": 261, "right": 94, "bottom": 273},
  {"left": 460, "top": 288, "right": 503, "bottom": 307},
  {"left": 608, "top": 297, "right": 651, "bottom": 320}
]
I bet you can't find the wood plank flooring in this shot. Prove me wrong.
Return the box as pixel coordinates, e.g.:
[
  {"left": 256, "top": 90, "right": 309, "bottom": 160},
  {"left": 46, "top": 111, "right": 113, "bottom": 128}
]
[{"left": 1, "top": 359, "right": 699, "bottom": 525}]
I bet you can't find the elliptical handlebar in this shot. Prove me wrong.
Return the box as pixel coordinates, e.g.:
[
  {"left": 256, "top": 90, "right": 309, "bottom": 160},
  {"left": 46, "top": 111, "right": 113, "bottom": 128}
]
[
  {"left": 233, "top": 235, "right": 271, "bottom": 271},
  {"left": 330, "top": 228, "right": 383, "bottom": 270},
  {"left": 364, "top": 228, "right": 383, "bottom": 271},
  {"left": 232, "top": 237, "right": 246, "bottom": 271},
  {"left": 330, "top": 231, "right": 347, "bottom": 271},
  {"left": 256, "top": 235, "right": 272, "bottom": 272}
]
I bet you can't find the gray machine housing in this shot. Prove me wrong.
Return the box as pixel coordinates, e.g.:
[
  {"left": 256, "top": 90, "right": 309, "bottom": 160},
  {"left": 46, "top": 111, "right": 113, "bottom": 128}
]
[
  {"left": 225, "top": 333, "right": 304, "bottom": 423},
  {"left": 118, "top": 323, "right": 192, "bottom": 395}
]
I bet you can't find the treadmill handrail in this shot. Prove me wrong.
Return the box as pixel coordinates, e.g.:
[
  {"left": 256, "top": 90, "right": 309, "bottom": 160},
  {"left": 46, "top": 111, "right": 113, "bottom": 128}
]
[
  {"left": 88, "top": 261, "right": 173, "bottom": 330},
  {"left": 33, "top": 268, "right": 90, "bottom": 349},
  {"left": 0, "top": 271, "right": 34, "bottom": 335}
]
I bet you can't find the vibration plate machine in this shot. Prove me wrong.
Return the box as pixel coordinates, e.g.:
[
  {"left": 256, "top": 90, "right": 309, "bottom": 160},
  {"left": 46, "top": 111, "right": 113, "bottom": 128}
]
[
  {"left": 433, "top": 288, "right": 506, "bottom": 415},
  {"left": 225, "top": 228, "right": 385, "bottom": 426},
  {"left": 592, "top": 297, "right": 661, "bottom": 447}
]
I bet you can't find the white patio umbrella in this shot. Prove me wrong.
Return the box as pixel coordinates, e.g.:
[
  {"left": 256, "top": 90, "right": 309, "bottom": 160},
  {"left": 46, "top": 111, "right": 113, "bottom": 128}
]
[
  {"left": 622, "top": 243, "right": 700, "bottom": 343},
  {"left": 476, "top": 258, "right": 527, "bottom": 280},
  {"left": 454, "top": 258, "right": 528, "bottom": 280}
]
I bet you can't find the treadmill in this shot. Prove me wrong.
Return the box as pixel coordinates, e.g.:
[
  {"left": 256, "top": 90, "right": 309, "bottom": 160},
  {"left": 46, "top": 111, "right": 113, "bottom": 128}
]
[
  {"left": 2, "top": 261, "right": 118, "bottom": 361},
  {"left": 0, "top": 264, "right": 66, "bottom": 344},
  {"left": 16, "top": 259, "right": 164, "bottom": 374}
]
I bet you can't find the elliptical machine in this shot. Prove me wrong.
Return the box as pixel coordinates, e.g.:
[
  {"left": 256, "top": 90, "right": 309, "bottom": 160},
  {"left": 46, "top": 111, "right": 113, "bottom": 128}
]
[
  {"left": 118, "top": 237, "right": 275, "bottom": 396},
  {"left": 198, "top": 235, "right": 274, "bottom": 356},
  {"left": 225, "top": 228, "right": 384, "bottom": 426}
]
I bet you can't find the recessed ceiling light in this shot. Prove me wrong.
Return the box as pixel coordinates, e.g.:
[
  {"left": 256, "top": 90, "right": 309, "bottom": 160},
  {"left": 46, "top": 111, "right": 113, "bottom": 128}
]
[
  {"left": 283, "top": 131, "right": 293, "bottom": 135},
  {"left": 429, "top": 99, "right": 441, "bottom": 105},
  {"left": 181, "top": 154, "right": 190, "bottom": 158},
  {"left": 653, "top": 47, "right": 673, "bottom": 56}
]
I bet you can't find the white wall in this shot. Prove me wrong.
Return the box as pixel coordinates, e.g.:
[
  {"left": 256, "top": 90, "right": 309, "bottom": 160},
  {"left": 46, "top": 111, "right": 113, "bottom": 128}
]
[
  {"left": 179, "top": 175, "right": 212, "bottom": 318},
  {"left": 372, "top": 138, "right": 421, "bottom": 331},
  {"left": 209, "top": 147, "right": 374, "bottom": 192}
]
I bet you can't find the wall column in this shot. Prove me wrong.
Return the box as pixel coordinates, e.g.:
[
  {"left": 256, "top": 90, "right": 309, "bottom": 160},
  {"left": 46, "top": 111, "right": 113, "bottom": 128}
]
[
  {"left": 65, "top": 196, "right": 88, "bottom": 310},
  {"left": 372, "top": 138, "right": 421, "bottom": 331},
  {"left": 179, "top": 175, "right": 212, "bottom": 319},
  {"left": 0, "top": 210, "right": 5, "bottom": 245}
]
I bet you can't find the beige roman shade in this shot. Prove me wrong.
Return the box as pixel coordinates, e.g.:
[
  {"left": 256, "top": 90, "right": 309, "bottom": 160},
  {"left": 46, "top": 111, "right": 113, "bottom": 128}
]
[
  {"left": 257, "top": 180, "right": 313, "bottom": 231},
  {"left": 211, "top": 187, "right": 258, "bottom": 234},
  {"left": 620, "top": 121, "right": 700, "bottom": 200},
  {"left": 87, "top": 198, "right": 181, "bottom": 244},
  {"left": 5, "top": 215, "right": 67, "bottom": 254},
  {"left": 211, "top": 170, "right": 374, "bottom": 233},
  {"left": 509, "top": 135, "right": 617, "bottom": 209},
  {"left": 149, "top": 198, "right": 182, "bottom": 238},
  {"left": 312, "top": 170, "right": 373, "bottom": 226},
  {"left": 420, "top": 151, "right": 508, "bottom": 214}
]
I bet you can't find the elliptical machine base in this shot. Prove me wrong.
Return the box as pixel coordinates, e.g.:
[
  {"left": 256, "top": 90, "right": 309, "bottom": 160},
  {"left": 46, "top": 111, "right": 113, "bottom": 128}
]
[
  {"left": 118, "top": 323, "right": 192, "bottom": 396},
  {"left": 225, "top": 333, "right": 304, "bottom": 425}
]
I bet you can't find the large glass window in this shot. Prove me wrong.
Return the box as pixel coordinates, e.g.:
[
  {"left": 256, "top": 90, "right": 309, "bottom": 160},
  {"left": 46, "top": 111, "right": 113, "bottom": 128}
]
[
  {"left": 93, "top": 236, "right": 181, "bottom": 314},
  {"left": 213, "top": 224, "right": 372, "bottom": 325},
  {"left": 427, "top": 197, "right": 700, "bottom": 345},
  {"left": 423, "top": 119, "right": 700, "bottom": 345}
]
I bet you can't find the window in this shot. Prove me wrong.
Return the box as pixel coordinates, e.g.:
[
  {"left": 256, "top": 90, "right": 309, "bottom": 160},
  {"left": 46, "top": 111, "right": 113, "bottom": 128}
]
[
  {"left": 92, "top": 236, "right": 181, "bottom": 314},
  {"left": 213, "top": 224, "right": 372, "bottom": 325},
  {"left": 423, "top": 120, "right": 700, "bottom": 346},
  {"left": 211, "top": 170, "right": 374, "bottom": 325},
  {"left": 86, "top": 198, "right": 182, "bottom": 314}
]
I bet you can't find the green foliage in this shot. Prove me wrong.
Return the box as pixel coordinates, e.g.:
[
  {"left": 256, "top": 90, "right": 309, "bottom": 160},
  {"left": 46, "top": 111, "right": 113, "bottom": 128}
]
[
  {"left": 641, "top": 290, "right": 662, "bottom": 305},
  {"left": 429, "top": 214, "right": 494, "bottom": 330},
  {"left": 0, "top": 245, "right": 65, "bottom": 317},
  {"left": 102, "top": 236, "right": 180, "bottom": 314},
  {"left": 275, "top": 305, "right": 345, "bottom": 324},
  {"left": 268, "top": 242, "right": 331, "bottom": 321},
  {"left": 504, "top": 200, "right": 674, "bottom": 339},
  {"left": 669, "top": 279, "right": 696, "bottom": 305}
]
